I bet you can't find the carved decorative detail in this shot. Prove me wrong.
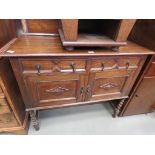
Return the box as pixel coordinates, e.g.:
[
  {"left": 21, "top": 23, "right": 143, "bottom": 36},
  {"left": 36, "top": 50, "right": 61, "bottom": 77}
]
[
  {"left": 52, "top": 66, "right": 61, "bottom": 72},
  {"left": 99, "top": 83, "right": 118, "bottom": 89},
  {"left": 29, "top": 111, "right": 39, "bottom": 131},
  {"left": 112, "top": 64, "right": 119, "bottom": 69},
  {"left": 46, "top": 87, "right": 69, "bottom": 93}
]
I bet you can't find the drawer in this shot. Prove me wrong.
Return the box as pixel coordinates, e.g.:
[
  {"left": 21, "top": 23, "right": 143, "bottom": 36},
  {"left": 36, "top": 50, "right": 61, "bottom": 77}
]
[
  {"left": 20, "top": 59, "right": 87, "bottom": 73},
  {"left": 0, "top": 98, "right": 11, "bottom": 114},
  {"left": 0, "top": 113, "right": 18, "bottom": 128},
  {"left": 145, "top": 62, "right": 155, "bottom": 77},
  {"left": 91, "top": 56, "right": 141, "bottom": 72}
]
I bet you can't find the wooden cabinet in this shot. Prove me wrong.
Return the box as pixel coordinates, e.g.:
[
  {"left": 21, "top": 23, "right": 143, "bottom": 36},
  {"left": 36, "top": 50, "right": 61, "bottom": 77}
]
[
  {"left": 118, "top": 20, "right": 155, "bottom": 116},
  {"left": 0, "top": 58, "right": 29, "bottom": 134},
  {"left": 0, "top": 35, "right": 152, "bottom": 131},
  {"left": 10, "top": 55, "right": 146, "bottom": 130},
  {"left": 120, "top": 56, "right": 155, "bottom": 116}
]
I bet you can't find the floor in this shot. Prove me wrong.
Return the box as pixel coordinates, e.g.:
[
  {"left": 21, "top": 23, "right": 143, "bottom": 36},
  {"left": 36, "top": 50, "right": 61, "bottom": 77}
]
[{"left": 26, "top": 103, "right": 155, "bottom": 135}]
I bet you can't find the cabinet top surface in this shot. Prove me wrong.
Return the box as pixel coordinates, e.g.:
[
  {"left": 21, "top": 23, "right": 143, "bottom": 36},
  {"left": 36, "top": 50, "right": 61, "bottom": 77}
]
[{"left": 0, "top": 36, "right": 154, "bottom": 57}]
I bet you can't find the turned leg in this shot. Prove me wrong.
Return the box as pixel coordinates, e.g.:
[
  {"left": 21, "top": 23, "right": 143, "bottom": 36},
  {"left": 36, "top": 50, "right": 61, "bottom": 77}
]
[
  {"left": 29, "top": 110, "right": 40, "bottom": 131},
  {"left": 113, "top": 98, "right": 126, "bottom": 117}
]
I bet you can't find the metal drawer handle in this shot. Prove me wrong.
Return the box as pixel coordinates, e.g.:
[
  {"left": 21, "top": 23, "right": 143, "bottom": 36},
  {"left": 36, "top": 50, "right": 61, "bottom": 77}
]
[
  {"left": 126, "top": 61, "right": 130, "bottom": 70},
  {"left": 35, "top": 64, "right": 41, "bottom": 75},
  {"left": 101, "top": 62, "right": 105, "bottom": 71},
  {"left": 86, "top": 85, "right": 91, "bottom": 94},
  {"left": 80, "top": 87, "right": 84, "bottom": 95},
  {"left": 70, "top": 62, "right": 76, "bottom": 72}
]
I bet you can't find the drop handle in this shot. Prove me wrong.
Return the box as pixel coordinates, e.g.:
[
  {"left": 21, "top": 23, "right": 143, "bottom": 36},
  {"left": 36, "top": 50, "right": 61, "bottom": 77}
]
[
  {"left": 35, "top": 64, "right": 41, "bottom": 75},
  {"left": 101, "top": 62, "right": 105, "bottom": 71},
  {"left": 70, "top": 62, "right": 76, "bottom": 72},
  {"left": 126, "top": 61, "right": 130, "bottom": 70},
  {"left": 80, "top": 87, "right": 84, "bottom": 95},
  {"left": 86, "top": 85, "right": 91, "bottom": 94}
]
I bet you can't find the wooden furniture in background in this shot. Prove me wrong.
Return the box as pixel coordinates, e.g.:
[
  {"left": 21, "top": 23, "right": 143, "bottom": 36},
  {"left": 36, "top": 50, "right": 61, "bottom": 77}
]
[
  {"left": 0, "top": 19, "right": 29, "bottom": 134},
  {"left": 21, "top": 19, "right": 59, "bottom": 35},
  {"left": 117, "top": 20, "right": 155, "bottom": 116},
  {"left": 0, "top": 58, "right": 29, "bottom": 134},
  {"left": 0, "top": 19, "right": 17, "bottom": 47},
  {"left": 59, "top": 19, "right": 136, "bottom": 50},
  {"left": 120, "top": 55, "right": 155, "bottom": 116},
  {"left": 0, "top": 35, "right": 153, "bottom": 130}
]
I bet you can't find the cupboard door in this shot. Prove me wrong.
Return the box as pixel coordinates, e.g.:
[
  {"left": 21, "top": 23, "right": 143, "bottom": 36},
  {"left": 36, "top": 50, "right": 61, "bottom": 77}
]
[
  {"left": 24, "top": 73, "right": 87, "bottom": 109},
  {"left": 122, "top": 77, "right": 155, "bottom": 116},
  {"left": 86, "top": 69, "right": 136, "bottom": 101}
]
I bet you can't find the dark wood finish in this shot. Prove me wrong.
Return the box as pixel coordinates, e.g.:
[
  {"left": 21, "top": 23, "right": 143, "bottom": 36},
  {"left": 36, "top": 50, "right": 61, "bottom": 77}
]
[
  {"left": 129, "top": 20, "right": 155, "bottom": 51},
  {"left": 0, "top": 58, "right": 29, "bottom": 134},
  {"left": 20, "top": 58, "right": 87, "bottom": 73},
  {"left": 3, "top": 36, "right": 148, "bottom": 106},
  {"left": 118, "top": 20, "right": 155, "bottom": 116},
  {"left": 115, "top": 20, "right": 137, "bottom": 42},
  {"left": 59, "top": 29, "right": 127, "bottom": 47},
  {"left": 21, "top": 19, "right": 59, "bottom": 34},
  {"left": 61, "top": 19, "right": 78, "bottom": 41},
  {"left": 0, "top": 20, "right": 17, "bottom": 47},
  {"left": 10, "top": 55, "right": 145, "bottom": 113},
  {"left": 0, "top": 35, "right": 152, "bottom": 130},
  {"left": 23, "top": 73, "right": 86, "bottom": 109},
  {"left": 120, "top": 55, "right": 155, "bottom": 116},
  {"left": 59, "top": 19, "right": 136, "bottom": 49},
  {"left": 0, "top": 36, "right": 153, "bottom": 57}
]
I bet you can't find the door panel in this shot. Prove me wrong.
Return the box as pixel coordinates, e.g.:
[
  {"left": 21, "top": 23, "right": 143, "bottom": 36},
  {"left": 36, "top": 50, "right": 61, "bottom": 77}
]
[
  {"left": 24, "top": 73, "right": 86, "bottom": 108},
  {"left": 86, "top": 69, "right": 135, "bottom": 101}
]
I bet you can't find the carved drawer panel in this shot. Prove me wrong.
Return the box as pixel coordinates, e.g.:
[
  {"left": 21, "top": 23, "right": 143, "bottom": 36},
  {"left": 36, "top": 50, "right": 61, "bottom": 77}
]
[
  {"left": 20, "top": 58, "right": 86, "bottom": 74},
  {"left": 91, "top": 56, "right": 141, "bottom": 72},
  {"left": 0, "top": 98, "right": 11, "bottom": 115},
  {"left": 145, "top": 62, "right": 155, "bottom": 77},
  {"left": 0, "top": 113, "right": 18, "bottom": 128},
  {"left": 23, "top": 73, "right": 86, "bottom": 109}
]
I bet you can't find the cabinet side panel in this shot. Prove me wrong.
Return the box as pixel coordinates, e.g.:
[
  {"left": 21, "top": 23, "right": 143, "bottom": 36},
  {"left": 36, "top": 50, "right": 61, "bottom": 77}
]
[{"left": 0, "top": 58, "right": 25, "bottom": 125}]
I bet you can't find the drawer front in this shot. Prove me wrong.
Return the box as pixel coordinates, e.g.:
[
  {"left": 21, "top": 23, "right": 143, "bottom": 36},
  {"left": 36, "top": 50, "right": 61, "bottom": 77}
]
[
  {"left": 0, "top": 98, "right": 11, "bottom": 114},
  {"left": 86, "top": 69, "right": 136, "bottom": 101},
  {"left": 24, "top": 73, "right": 86, "bottom": 108},
  {"left": 91, "top": 56, "right": 141, "bottom": 72},
  {"left": 145, "top": 62, "right": 155, "bottom": 77},
  {"left": 0, "top": 113, "right": 18, "bottom": 128},
  {"left": 20, "top": 59, "right": 87, "bottom": 73}
]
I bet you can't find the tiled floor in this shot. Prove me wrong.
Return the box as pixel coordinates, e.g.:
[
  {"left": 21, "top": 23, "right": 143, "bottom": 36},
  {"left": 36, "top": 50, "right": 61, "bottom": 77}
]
[{"left": 27, "top": 103, "right": 155, "bottom": 135}]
